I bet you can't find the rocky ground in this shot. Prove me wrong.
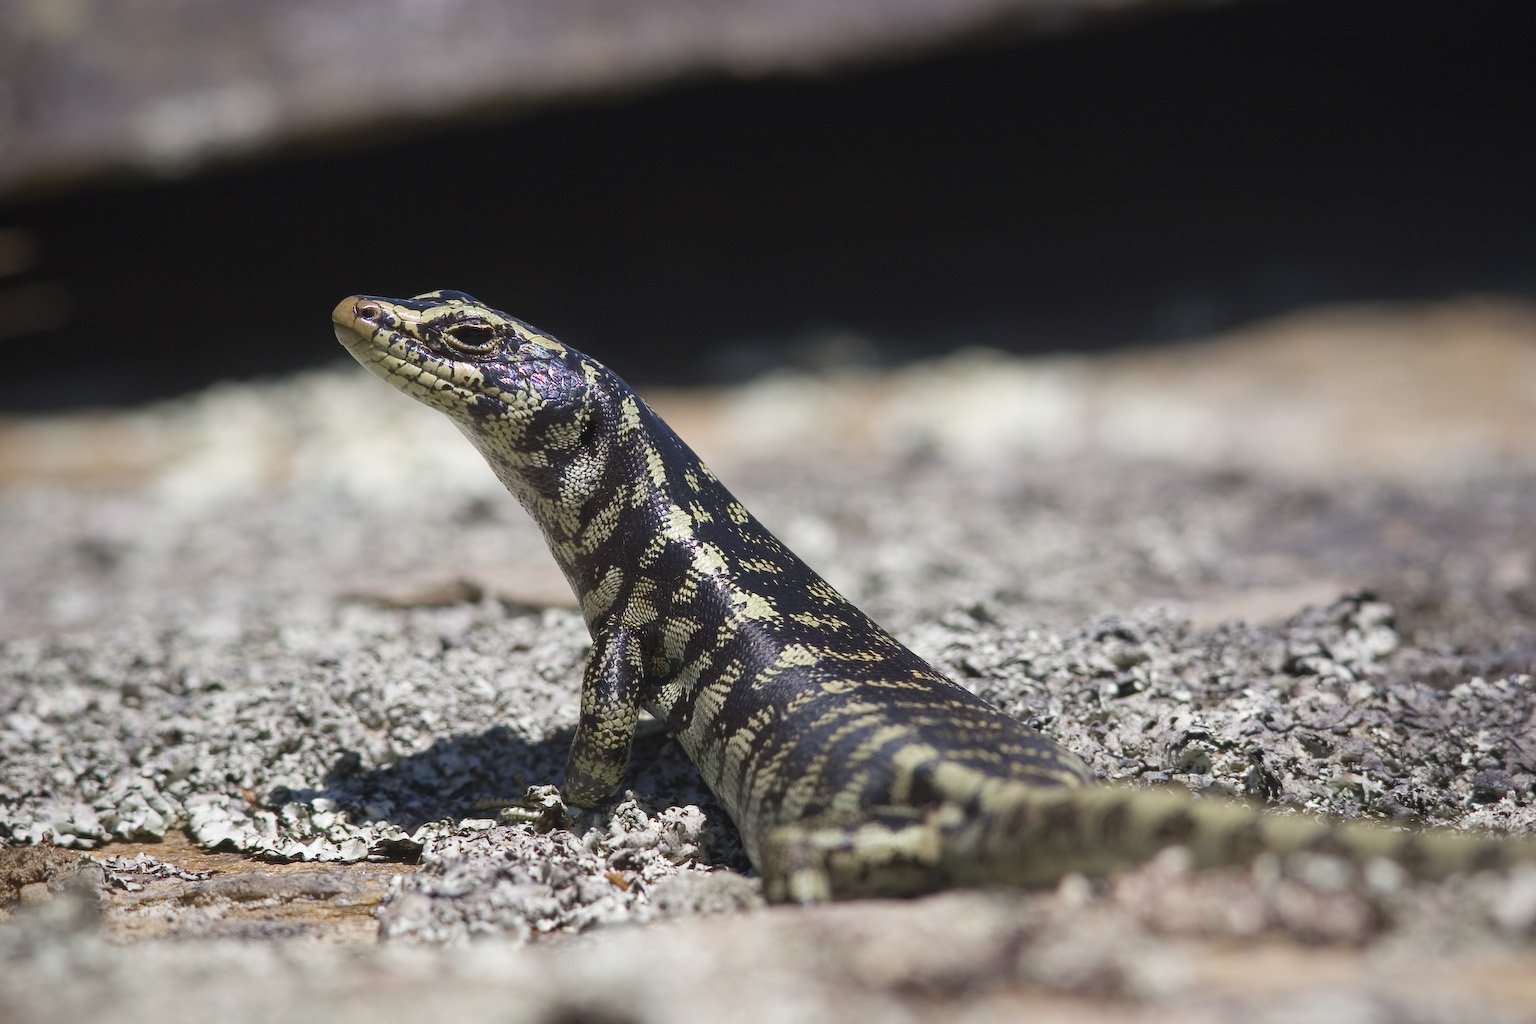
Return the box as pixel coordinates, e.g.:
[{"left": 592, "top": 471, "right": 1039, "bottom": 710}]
[{"left": 2, "top": 299, "right": 1536, "bottom": 1023}]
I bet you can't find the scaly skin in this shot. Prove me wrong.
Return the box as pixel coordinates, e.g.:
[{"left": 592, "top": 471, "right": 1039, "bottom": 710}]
[{"left": 334, "top": 290, "right": 1536, "bottom": 901}]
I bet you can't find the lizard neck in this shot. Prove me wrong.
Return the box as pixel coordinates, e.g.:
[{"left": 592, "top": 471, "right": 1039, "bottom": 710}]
[{"left": 469, "top": 381, "right": 777, "bottom": 636}]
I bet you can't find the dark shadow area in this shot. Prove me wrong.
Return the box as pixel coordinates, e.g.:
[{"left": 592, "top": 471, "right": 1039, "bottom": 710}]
[
  {"left": 3, "top": 0, "right": 1535, "bottom": 410},
  {"left": 274, "top": 723, "right": 730, "bottom": 852},
  {"left": 270, "top": 724, "right": 571, "bottom": 836}
]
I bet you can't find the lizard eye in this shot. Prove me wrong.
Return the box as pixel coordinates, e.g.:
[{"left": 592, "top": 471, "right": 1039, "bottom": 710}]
[{"left": 443, "top": 321, "right": 498, "bottom": 355}]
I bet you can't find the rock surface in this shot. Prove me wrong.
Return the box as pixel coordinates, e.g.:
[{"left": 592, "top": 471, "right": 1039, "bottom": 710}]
[
  {"left": 2, "top": 299, "right": 1536, "bottom": 1022},
  {"left": 1, "top": 0, "right": 1202, "bottom": 194}
]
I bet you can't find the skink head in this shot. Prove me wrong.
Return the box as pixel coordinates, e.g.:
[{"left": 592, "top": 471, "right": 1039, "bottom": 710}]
[
  {"left": 332, "top": 289, "right": 585, "bottom": 417},
  {"left": 333, "top": 290, "right": 619, "bottom": 506}
]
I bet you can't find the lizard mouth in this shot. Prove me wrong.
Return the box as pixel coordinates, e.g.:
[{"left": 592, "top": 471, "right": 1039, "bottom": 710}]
[
  {"left": 331, "top": 295, "right": 401, "bottom": 352},
  {"left": 332, "top": 295, "right": 487, "bottom": 411},
  {"left": 331, "top": 295, "right": 391, "bottom": 355}
]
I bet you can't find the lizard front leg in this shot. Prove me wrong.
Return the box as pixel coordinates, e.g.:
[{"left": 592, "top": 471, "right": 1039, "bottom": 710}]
[{"left": 562, "top": 626, "right": 645, "bottom": 807}]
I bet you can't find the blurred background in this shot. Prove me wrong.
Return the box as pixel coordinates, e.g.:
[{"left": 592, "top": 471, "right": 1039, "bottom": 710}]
[
  {"left": 2, "top": 0, "right": 1534, "bottom": 410},
  {"left": 5, "top": 1, "right": 1536, "bottom": 988}
]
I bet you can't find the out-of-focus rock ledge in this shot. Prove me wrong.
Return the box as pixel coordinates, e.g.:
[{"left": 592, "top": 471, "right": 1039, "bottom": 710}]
[
  {"left": 3, "top": 297, "right": 1533, "bottom": 489},
  {"left": 0, "top": 0, "right": 1220, "bottom": 196}
]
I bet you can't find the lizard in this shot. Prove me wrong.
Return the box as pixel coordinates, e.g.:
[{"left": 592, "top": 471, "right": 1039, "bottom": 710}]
[{"left": 332, "top": 290, "right": 1536, "bottom": 903}]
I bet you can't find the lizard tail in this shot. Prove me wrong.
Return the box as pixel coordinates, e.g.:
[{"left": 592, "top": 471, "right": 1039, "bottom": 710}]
[{"left": 949, "top": 782, "right": 1536, "bottom": 887}]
